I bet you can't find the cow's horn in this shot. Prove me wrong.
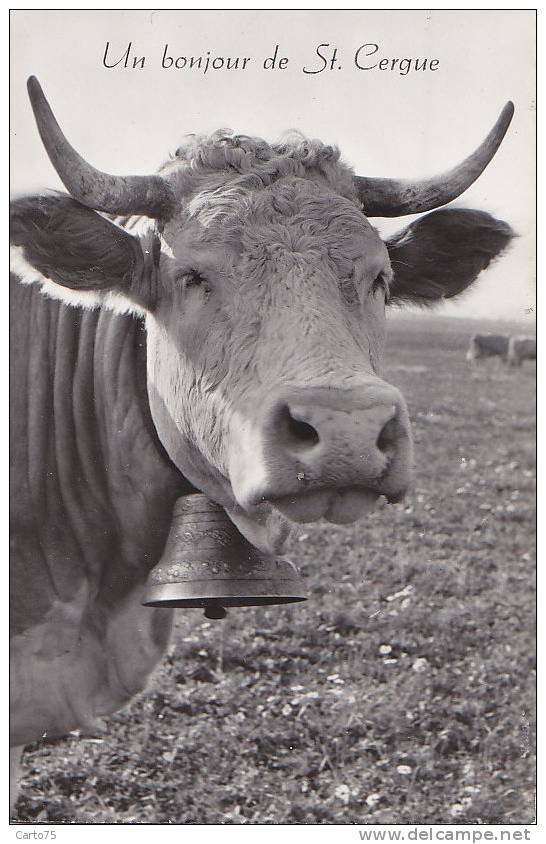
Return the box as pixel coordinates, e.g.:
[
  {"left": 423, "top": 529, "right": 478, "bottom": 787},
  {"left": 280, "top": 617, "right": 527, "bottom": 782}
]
[
  {"left": 355, "top": 101, "right": 514, "bottom": 217},
  {"left": 26, "top": 76, "right": 175, "bottom": 218}
]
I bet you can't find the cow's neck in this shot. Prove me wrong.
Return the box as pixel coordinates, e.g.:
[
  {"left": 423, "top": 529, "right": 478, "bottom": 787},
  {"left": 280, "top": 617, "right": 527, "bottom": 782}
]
[
  {"left": 11, "top": 281, "right": 190, "bottom": 614},
  {"left": 89, "top": 305, "right": 193, "bottom": 593}
]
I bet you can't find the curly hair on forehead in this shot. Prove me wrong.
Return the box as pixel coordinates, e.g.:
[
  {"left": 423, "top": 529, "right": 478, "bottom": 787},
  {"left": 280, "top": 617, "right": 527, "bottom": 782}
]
[{"left": 158, "top": 129, "right": 359, "bottom": 203}]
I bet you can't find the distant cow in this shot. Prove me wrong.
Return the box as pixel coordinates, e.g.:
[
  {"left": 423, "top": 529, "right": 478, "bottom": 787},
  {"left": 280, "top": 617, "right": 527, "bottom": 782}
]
[
  {"left": 507, "top": 335, "right": 536, "bottom": 366},
  {"left": 10, "top": 76, "right": 515, "bottom": 809},
  {"left": 466, "top": 333, "right": 510, "bottom": 362}
]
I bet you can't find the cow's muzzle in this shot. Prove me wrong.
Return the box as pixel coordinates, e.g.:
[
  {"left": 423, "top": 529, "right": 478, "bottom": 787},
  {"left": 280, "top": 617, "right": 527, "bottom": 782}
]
[{"left": 229, "top": 384, "right": 413, "bottom": 524}]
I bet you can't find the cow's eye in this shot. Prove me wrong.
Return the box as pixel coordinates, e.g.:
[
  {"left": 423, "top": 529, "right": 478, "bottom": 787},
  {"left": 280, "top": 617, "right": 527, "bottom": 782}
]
[
  {"left": 178, "top": 269, "right": 207, "bottom": 290},
  {"left": 371, "top": 273, "right": 389, "bottom": 304}
]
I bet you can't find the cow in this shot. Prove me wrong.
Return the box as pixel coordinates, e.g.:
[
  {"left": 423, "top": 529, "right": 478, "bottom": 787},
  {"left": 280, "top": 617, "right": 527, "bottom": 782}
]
[
  {"left": 466, "top": 333, "right": 510, "bottom": 362},
  {"left": 10, "top": 76, "right": 515, "bottom": 810},
  {"left": 507, "top": 335, "right": 536, "bottom": 367}
]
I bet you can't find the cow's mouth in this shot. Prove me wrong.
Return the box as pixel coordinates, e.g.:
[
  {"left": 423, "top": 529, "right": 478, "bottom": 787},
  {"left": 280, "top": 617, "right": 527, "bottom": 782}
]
[{"left": 270, "top": 487, "right": 382, "bottom": 525}]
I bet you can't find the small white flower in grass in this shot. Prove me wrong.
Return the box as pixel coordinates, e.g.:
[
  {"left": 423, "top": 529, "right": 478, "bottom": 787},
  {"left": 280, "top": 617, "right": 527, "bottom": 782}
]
[
  {"left": 397, "top": 765, "right": 412, "bottom": 775},
  {"left": 334, "top": 784, "right": 351, "bottom": 804},
  {"left": 366, "top": 793, "right": 381, "bottom": 807},
  {"left": 386, "top": 585, "right": 413, "bottom": 602},
  {"left": 379, "top": 644, "right": 392, "bottom": 655},
  {"left": 412, "top": 657, "right": 429, "bottom": 672},
  {"left": 281, "top": 704, "right": 292, "bottom": 716},
  {"left": 450, "top": 803, "right": 465, "bottom": 816}
]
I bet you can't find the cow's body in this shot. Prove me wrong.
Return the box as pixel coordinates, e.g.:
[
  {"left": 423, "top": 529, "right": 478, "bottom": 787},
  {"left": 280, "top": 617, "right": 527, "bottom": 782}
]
[
  {"left": 10, "top": 275, "right": 189, "bottom": 746},
  {"left": 507, "top": 334, "right": 536, "bottom": 367},
  {"left": 10, "top": 78, "right": 516, "bottom": 811},
  {"left": 466, "top": 333, "right": 510, "bottom": 362}
]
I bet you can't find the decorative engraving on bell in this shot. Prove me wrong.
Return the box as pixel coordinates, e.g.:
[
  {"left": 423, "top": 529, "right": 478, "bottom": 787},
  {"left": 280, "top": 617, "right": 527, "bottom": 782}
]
[{"left": 142, "top": 494, "right": 307, "bottom": 618}]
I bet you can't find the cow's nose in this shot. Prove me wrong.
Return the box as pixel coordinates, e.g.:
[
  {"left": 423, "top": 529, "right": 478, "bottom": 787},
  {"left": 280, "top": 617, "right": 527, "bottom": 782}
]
[
  {"left": 230, "top": 385, "right": 413, "bottom": 513},
  {"left": 267, "top": 391, "right": 410, "bottom": 494},
  {"left": 276, "top": 400, "right": 402, "bottom": 464}
]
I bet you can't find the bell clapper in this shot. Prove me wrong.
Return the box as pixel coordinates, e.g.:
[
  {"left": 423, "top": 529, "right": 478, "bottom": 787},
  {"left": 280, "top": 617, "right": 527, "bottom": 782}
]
[{"left": 204, "top": 602, "right": 227, "bottom": 620}]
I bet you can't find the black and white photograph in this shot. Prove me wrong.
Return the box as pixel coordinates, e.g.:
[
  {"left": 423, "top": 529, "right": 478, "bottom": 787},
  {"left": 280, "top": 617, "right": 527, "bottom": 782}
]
[{"left": 9, "top": 9, "right": 536, "bottom": 830}]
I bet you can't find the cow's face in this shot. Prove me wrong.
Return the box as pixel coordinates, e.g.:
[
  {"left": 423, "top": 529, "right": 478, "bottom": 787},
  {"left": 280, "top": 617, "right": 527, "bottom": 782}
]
[
  {"left": 145, "top": 173, "right": 412, "bottom": 545},
  {"left": 12, "top": 82, "right": 515, "bottom": 551}
]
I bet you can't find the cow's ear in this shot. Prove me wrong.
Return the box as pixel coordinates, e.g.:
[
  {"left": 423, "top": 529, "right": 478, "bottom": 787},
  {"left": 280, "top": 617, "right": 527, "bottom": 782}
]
[
  {"left": 10, "top": 193, "right": 157, "bottom": 315},
  {"left": 385, "top": 208, "right": 514, "bottom": 307}
]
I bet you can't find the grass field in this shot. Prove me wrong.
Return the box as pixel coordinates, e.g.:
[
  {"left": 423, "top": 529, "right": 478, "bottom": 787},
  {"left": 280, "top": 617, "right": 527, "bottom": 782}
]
[{"left": 12, "top": 315, "right": 536, "bottom": 825}]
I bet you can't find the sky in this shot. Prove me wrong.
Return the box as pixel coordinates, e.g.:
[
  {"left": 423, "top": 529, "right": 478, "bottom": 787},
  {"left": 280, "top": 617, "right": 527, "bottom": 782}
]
[{"left": 10, "top": 9, "right": 536, "bottom": 322}]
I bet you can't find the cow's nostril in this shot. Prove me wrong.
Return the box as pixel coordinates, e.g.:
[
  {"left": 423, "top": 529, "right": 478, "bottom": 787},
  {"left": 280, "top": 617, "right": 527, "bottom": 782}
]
[
  {"left": 279, "top": 405, "right": 320, "bottom": 449},
  {"left": 288, "top": 415, "right": 320, "bottom": 446},
  {"left": 377, "top": 417, "right": 399, "bottom": 456}
]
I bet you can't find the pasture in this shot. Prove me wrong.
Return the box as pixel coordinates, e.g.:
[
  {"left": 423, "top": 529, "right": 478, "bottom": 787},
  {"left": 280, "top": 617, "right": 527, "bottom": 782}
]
[{"left": 12, "top": 315, "right": 536, "bottom": 825}]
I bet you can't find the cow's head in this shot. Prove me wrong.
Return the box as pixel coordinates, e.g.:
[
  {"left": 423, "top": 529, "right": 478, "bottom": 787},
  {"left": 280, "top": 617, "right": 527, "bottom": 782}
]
[{"left": 10, "top": 78, "right": 514, "bottom": 551}]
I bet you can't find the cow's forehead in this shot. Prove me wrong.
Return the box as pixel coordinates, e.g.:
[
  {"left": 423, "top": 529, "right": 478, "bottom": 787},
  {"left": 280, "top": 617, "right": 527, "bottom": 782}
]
[
  {"left": 162, "top": 176, "right": 386, "bottom": 273},
  {"left": 159, "top": 129, "right": 366, "bottom": 244}
]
